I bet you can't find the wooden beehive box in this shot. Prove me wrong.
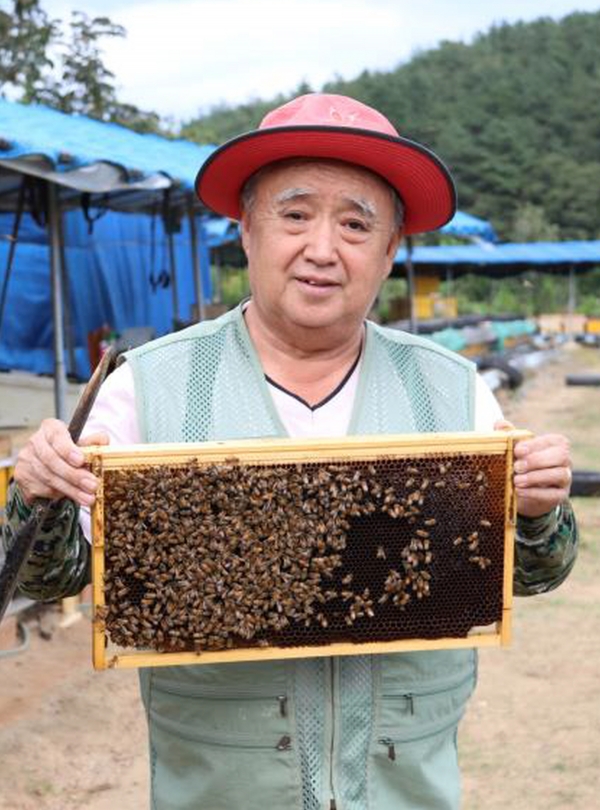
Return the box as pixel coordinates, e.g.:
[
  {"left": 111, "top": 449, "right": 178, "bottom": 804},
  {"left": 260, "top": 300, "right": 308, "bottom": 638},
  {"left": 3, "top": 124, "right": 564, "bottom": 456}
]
[{"left": 86, "top": 431, "right": 527, "bottom": 670}]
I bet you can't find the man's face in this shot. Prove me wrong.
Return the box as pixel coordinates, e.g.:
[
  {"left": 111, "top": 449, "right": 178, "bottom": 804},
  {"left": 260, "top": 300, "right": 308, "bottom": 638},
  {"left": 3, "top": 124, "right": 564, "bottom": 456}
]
[{"left": 240, "top": 160, "right": 402, "bottom": 338}]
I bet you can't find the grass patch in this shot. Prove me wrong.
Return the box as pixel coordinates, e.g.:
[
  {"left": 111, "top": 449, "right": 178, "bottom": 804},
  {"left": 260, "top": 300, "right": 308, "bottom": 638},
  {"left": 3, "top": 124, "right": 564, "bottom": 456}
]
[{"left": 26, "top": 778, "right": 55, "bottom": 797}]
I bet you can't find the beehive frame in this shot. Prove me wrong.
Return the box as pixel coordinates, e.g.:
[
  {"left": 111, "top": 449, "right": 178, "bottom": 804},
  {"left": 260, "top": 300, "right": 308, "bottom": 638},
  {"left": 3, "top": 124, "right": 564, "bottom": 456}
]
[{"left": 87, "top": 431, "right": 528, "bottom": 670}]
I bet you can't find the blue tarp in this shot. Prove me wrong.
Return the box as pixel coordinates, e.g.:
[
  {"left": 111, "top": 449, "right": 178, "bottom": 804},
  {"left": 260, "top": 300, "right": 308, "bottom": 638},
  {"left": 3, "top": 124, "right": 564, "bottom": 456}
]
[
  {"left": 395, "top": 240, "right": 600, "bottom": 269},
  {"left": 440, "top": 210, "right": 497, "bottom": 242},
  {"left": 0, "top": 100, "right": 241, "bottom": 379},
  {"left": 0, "top": 209, "right": 216, "bottom": 378},
  {"left": 203, "top": 218, "right": 240, "bottom": 248},
  {"left": 0, "top": 98, "right": 215, "bottom": 193}
]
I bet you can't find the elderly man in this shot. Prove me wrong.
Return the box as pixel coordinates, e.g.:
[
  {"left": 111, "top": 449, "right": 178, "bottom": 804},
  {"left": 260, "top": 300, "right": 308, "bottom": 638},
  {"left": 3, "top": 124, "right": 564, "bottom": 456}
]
[{"left": 5, "top": 94, "right": 576, "bottom": 810}]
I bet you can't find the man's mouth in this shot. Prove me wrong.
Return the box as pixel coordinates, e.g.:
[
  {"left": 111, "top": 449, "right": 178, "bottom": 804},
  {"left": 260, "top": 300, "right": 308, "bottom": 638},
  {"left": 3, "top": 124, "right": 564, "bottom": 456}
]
[{"left": 296, "top": 276, "right": 338, "bottom": 288}]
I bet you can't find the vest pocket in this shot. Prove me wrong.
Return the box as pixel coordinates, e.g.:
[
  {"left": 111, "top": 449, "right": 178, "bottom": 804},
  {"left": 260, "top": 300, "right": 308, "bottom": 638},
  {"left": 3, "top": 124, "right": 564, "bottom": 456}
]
[
  {"left": 378, "top": 672, "right": 475, "bottom": 733},
  {"left": 368, "top": 675, "right": 474, "bottom": 810},
  {"left": 148, "top": 685, "right": 301, "bottom": 810},
  {"left": 371, "top": 723, "right": 460, "bottom": 810}
]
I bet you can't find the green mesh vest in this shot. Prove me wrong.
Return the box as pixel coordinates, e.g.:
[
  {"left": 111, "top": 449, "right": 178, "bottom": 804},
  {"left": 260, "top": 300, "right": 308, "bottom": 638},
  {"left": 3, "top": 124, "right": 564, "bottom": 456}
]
[{"left": 126, "top": 304, "right": 478, "bottom": 810}]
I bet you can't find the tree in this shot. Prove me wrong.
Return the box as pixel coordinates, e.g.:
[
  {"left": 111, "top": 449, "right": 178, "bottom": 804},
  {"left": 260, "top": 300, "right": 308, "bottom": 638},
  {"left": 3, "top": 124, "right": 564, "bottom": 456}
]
[
  {"left": 180, "top": 9, "right": 600, "bottom": 241},
  {"left": 0, "top": 0, "right": 58, "bottom": 101},
  {"left": 511, "top": 203, "right": 560, "bottom": 243},
  {"left": 0, "top": 0, "right": 164, "bottom": 133}
]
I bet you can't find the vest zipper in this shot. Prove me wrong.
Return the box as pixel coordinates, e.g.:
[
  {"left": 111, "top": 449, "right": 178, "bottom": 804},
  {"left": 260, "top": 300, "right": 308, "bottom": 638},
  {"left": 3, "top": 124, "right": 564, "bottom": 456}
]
[
  {"left": 329, "top": 659, "right": 338, "bottom": 809},
  {"left": 378, "top": 711, "right": 467, "bottom": 761},
  {"left": 151, "top": 680, "right": 288, "bottom": 700},
  {"left": 151, "top": 681, "right": 290, "bottom": 718},
  {"left": 150, "top": 709, "right": 294, "bottom": 751},
  {"left": 380, "top": 669, "right": 476, "bottom": 719},
  {"left": 276, "top": 735, "right": 292, "bottom": 751},
  {"left": 381, "top": 669, "right": 475, "bottom": 702}
]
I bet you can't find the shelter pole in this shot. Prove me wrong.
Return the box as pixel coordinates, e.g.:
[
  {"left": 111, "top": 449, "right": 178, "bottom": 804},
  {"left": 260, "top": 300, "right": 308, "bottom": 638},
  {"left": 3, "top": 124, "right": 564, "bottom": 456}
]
[
  {"left": 445, "top": 264, "right": 454, "bottom": 323},
  {"left": 46, "top": 182, "right": 68, "bottom": 422},
  {"left": 167, "top": 228, "right": 179, "bottom": 328},
  {"left": 187, "top": 203, "right": 206, "bottom": 322},
  {"left": 0, "top": 178, "right": 26, "bottom": 340},
  {"left": 567, "top": 263, "right": 576, "bottom": 333},
  {"left": 405, "top": 236, "right": 417, "bottom": 334},
  {"left": 58, "top": 212, "right": 77, "bottom": 378},
  {"left": 213, "top": 254, "right": 222, "bottom": 304}
]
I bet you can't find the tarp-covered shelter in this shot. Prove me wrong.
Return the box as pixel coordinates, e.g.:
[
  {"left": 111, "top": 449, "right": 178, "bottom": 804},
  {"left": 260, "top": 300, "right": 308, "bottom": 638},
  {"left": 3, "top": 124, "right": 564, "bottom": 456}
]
[
  {"left": 0, "top": 209, "right": 214, "bottom": 378},
  {"left": 0, "top": 99, "right": 219, "bottom": 418},
  {"left": 0, "top": 99, "right": 215, "bottom": 212},
  {"left": 394, "top": 240, "right": 600, "bottom": 275},
  {"left": 393, "top": 239, "right": 600, "bottom": 333},
  {"left": 439, "top": 210, "right": 497, "bottom": 242}
]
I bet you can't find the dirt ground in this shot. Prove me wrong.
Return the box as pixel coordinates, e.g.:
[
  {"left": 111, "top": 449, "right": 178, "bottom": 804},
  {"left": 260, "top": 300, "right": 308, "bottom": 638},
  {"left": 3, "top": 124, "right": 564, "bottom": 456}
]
[
  {"left": 0, "top": 341, "right": 598, "bottom": 810},
  {"left": 460, "top": 341, "right": 600, "bottom": 810}
]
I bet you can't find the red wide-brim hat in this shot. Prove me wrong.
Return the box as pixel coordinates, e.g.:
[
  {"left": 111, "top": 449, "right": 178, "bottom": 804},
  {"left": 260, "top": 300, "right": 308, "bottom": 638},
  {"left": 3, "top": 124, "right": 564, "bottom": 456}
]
[{"left": 195, "top": 94, "right": 456, "bottom": 236}]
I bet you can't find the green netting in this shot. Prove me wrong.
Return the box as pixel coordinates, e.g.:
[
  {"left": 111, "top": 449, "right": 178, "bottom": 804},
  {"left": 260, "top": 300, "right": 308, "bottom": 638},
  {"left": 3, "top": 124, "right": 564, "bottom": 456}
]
[
  {"left": 428, "top": 328, "right": 467, "bottom": 353},
  {"left": 491, "top": 319, "right": 536, "bottom": 349}
]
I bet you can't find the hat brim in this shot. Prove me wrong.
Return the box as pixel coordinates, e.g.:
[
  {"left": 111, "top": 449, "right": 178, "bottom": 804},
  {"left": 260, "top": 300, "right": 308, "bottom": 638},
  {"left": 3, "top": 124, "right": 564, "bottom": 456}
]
[{"left": 195, "top": 126, "right": 456, "bottom": 235}]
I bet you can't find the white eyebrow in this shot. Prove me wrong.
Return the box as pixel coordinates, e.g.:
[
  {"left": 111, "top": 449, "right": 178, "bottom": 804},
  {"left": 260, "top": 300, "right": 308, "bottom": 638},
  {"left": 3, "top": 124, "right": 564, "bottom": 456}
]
[
  {"left": 273, "top": 187, "right": 315, "bottom": 205},
  {"left": 345, "top": 196, "right": 377, "bottom": 220}
]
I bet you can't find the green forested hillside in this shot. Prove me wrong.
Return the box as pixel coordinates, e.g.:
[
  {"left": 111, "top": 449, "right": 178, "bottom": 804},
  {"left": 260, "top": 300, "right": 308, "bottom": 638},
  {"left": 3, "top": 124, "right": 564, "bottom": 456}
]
[{"left": 181, "top": 11, "right": 600, "bottom": 242}]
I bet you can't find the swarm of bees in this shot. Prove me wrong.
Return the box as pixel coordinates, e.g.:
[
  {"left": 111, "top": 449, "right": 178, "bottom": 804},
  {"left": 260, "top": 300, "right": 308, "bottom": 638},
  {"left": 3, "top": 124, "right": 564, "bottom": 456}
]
[{"left": 99, "top": 454, "right": 504, "bottom": 653}]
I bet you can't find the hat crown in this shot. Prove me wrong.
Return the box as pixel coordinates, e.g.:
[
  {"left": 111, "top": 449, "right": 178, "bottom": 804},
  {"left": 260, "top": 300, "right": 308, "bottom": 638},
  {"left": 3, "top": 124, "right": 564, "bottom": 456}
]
[{"left": 259, "top": 93, "right": 399, "bottom": 138}]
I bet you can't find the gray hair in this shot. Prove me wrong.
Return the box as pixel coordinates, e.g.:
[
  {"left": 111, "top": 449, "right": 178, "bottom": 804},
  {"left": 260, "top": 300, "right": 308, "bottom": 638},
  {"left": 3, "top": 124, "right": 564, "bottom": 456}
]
[{"left": 240, "top": 159, "right": 405, "bottom": 231}]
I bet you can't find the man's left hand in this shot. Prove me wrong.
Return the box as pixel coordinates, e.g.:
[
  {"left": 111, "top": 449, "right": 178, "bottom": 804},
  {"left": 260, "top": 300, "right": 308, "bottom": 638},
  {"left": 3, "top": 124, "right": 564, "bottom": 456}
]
[{"left": 495, "top": 421, "right": 572, "bottom": 517}]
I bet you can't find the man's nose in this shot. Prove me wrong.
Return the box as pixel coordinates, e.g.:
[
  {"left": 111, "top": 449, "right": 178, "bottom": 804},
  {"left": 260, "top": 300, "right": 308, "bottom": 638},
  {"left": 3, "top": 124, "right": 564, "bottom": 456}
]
[{"left": 303, "top": 219, "right": 338, "bottom": 264}]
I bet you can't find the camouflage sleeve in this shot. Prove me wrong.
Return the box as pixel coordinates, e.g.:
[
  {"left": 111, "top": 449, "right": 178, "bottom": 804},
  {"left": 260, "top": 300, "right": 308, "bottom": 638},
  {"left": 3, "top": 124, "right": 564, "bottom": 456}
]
[
  {"left": 1, "top": 481, "right": 90, "bottom": 601},
  {"left": 513, "top": 500, "right": 578, "bottom": 596}
]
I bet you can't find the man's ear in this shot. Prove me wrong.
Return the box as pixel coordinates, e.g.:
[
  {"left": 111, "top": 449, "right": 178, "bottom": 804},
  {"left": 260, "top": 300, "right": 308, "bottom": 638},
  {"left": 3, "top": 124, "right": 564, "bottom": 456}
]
[
  {"left": 240, "top": 211, "right": 251, "bottom": 258},
  {"left": 383, "top": 228, "right": 403, "bottom": 279}
]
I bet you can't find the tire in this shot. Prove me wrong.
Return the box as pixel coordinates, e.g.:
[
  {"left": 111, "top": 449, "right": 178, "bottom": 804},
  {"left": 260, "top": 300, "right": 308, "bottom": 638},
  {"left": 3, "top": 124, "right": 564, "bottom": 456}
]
[
  {"left": 476, "top": 357, "right": 523, "bottom": 390},
  {"left": 565, "top": 375, "right": 600, "bottom": 386},
  {"left": 571, "top": 471, "right": 600, "bottom": 497}
]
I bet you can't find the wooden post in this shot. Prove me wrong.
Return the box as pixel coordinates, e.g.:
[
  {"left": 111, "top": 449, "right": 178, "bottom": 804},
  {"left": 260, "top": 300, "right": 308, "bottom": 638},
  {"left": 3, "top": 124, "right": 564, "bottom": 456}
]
[
  {"left": 405, "top": 236, "right": 417, "bottom": 334},
  {"left": 59, "top": 595, "right": 82, "bottom": 628},
  {"left": 187, "top": 201, "right": 206, "bottom": 322},
  {"left": 567, "top": 263, "right": 576, "bottom": 335}
]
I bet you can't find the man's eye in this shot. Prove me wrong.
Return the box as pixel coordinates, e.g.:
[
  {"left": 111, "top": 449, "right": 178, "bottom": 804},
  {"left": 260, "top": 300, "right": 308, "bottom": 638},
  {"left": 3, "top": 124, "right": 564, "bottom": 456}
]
[
  {"left": 345, "top": 219, "right": 368, "bottom": 232},
  {"left": 284, "top": 211, "right": 305, "bottom": 221}
]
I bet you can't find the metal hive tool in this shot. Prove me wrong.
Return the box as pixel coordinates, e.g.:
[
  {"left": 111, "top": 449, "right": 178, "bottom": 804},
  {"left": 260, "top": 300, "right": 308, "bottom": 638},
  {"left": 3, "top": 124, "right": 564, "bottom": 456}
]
[{"left": 86, "top": 432, "right": 526, "bottom": 669}]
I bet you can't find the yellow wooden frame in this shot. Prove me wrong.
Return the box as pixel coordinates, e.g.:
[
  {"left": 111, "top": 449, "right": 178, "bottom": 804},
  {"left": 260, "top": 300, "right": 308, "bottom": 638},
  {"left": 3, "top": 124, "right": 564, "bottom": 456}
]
[{"left": 86, "top": 430, "right": 528, "bottom": 670}]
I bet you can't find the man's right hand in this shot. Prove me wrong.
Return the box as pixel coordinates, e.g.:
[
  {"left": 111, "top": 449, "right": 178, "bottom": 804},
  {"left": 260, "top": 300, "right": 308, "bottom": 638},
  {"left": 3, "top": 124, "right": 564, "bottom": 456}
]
[{"left": 14, "top": 418, "right": 109, "bottom": 507}]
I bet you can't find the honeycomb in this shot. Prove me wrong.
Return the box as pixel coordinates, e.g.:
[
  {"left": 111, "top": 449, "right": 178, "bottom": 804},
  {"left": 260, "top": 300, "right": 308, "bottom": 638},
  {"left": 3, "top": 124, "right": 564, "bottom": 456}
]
[{"left": 98, "top": 452, "right": 507, "bottom": 656}]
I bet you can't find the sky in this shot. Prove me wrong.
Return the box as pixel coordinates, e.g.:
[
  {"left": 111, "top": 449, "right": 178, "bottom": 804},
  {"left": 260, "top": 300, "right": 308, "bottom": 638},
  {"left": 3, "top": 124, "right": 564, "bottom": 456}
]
[{"left": 41, "top": 0, "right": 600, "bottom": 122}]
